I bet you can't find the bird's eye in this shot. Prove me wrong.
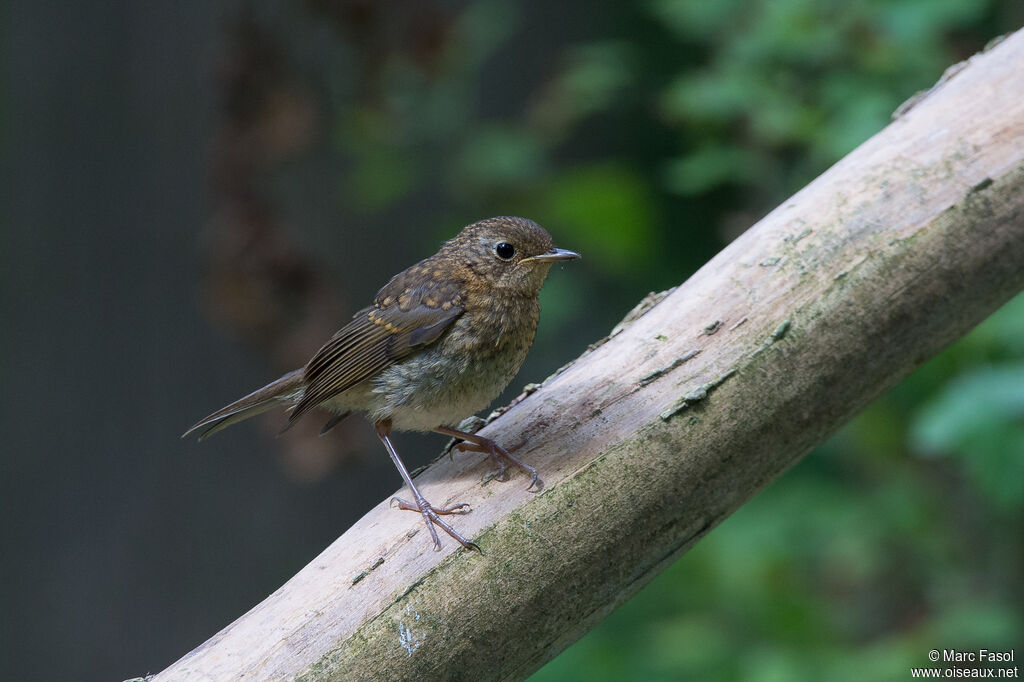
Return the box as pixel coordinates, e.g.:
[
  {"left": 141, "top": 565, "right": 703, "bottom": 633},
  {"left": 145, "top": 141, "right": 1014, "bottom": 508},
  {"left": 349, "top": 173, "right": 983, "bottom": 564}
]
[{"left": 495, "top": 242, "right": 515, "bottom": 260}]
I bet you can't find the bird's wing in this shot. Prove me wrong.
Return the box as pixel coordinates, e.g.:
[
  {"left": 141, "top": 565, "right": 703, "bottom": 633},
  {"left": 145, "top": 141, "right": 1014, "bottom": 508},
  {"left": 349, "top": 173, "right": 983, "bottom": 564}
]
[{"left": 286, "top": 270, "right": 464, "bottom": 426}]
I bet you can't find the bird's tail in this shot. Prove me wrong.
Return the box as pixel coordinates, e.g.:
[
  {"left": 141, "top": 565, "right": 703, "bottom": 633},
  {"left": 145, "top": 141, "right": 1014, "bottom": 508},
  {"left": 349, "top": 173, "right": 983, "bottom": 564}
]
[{"left": 182, "top": 369, "right": 305, "bottom": 441}]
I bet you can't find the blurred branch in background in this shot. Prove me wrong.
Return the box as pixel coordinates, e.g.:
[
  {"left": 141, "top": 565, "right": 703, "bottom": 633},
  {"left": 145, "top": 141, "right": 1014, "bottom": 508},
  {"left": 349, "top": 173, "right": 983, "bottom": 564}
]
[
  {"left": 202, "top": 17, "right": 348, "bottom": 481},
  {"left": 155, "top": 27, "right": 1024, "bottom": 681}
]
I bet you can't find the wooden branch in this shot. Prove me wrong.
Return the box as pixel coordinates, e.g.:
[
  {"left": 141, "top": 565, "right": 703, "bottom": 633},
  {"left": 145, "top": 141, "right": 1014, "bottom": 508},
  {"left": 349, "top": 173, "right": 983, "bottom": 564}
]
[{"left": 154, "top": 29, "right": 1024, "bottom": 682}]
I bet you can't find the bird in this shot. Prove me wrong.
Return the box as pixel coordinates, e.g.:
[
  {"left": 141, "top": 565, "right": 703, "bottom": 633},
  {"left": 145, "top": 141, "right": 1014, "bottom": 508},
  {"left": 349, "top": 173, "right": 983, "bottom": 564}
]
[{"left": 183, "top": 216, "right": 579, "bottom": 551}]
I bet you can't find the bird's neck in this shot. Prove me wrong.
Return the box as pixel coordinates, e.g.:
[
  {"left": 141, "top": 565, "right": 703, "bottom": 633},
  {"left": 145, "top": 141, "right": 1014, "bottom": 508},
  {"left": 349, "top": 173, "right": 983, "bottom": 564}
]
[{"left": 467, "top": 288, "right": 540, "bottom": 351}]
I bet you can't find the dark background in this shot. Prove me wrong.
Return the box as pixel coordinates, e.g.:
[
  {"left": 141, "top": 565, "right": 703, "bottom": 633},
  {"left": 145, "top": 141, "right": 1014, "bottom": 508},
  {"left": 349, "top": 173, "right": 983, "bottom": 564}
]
[{"left": 2, "top": 2, "right": 1021, "bottom": 681}]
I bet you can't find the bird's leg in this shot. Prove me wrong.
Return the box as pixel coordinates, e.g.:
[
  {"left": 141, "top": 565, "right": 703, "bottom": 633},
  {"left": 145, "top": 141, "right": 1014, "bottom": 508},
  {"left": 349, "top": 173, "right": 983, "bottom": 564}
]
[
  {"left": 434, "top": 425, "right": 543, "bottom": 492},
  {"left": 375, "top": 420, "right": 480, "bottom": 552}
]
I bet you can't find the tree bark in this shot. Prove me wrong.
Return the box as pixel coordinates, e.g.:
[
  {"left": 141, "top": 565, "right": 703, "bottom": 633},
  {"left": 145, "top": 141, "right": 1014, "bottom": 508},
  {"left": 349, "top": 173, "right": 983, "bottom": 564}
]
[{"left": 152, "top": 28, "right": 1024, "bottom": 682}]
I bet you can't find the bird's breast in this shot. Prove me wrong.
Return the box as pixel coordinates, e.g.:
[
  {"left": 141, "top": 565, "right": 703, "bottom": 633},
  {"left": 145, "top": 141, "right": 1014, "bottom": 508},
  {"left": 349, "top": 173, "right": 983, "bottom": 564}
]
[{"left": 366, "top": 296, "right": 540, "bottom": 431}]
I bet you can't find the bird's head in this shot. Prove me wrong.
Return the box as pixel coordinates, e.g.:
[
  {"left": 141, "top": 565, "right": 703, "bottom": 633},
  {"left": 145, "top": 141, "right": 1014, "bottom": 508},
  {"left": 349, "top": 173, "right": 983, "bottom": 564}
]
[{"left": 442, "top": 216, "right": 580, "bottom": 296}]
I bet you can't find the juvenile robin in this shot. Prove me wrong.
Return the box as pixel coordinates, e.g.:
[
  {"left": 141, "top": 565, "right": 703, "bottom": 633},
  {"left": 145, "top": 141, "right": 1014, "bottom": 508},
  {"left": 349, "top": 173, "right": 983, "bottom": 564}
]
[{"left": 184, "top": 216, "right": 579, "bottom": 551}]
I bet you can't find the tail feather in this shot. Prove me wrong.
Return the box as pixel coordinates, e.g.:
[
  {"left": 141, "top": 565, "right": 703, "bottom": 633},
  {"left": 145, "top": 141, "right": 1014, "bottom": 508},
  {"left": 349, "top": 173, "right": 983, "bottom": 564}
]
[{"left": 183, "top": 369, "right": 305, "bottom": 441}]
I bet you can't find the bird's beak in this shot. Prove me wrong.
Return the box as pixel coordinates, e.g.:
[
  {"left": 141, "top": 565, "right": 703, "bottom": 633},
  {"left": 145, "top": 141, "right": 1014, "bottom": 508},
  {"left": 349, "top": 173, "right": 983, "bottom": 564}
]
[{"left": 520, "top": 247, "right": 581, "bottom": 265}]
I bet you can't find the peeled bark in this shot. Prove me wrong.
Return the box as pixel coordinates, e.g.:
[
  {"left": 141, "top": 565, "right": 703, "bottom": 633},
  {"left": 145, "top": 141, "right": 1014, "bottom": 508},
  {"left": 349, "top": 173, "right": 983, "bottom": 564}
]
[{"left": 151, "top": 28, "right": 1024, "bottom": 682}]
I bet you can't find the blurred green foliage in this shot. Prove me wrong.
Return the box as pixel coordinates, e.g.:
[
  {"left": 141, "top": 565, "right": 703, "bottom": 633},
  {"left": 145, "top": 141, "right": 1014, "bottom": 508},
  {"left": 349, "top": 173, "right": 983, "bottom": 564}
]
[{"left": 304, "top": 0, "right": 1022, "bottom": 677}]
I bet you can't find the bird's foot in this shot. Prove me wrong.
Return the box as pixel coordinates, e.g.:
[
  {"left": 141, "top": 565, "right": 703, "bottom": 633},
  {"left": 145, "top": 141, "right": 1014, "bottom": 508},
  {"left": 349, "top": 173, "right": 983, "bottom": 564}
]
[
  {"left": 390, "top": 497, "right": 480, "bottom": 552},
  {"left": 455, "top": 437, "right": 543, "bottom": 492}
]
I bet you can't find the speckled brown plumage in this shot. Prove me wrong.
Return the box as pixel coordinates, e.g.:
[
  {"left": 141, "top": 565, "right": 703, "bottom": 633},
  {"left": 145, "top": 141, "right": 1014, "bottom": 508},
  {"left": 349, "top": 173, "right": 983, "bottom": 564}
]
[{"left": 185, "top": 216, "right": 579, "bottom": 551}]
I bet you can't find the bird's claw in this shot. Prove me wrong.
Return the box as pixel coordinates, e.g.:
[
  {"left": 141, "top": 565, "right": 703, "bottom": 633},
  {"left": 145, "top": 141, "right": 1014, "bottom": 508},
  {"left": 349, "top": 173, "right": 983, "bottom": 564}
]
[
  {"left": 454, "top": 439, "right": 542, "bottom": 492},
  {"left": 391, "top": 497, "right": 471, "bottom": 515},
  {"left": 391, "top": 496, "right": 480, "bottom": 553}
]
